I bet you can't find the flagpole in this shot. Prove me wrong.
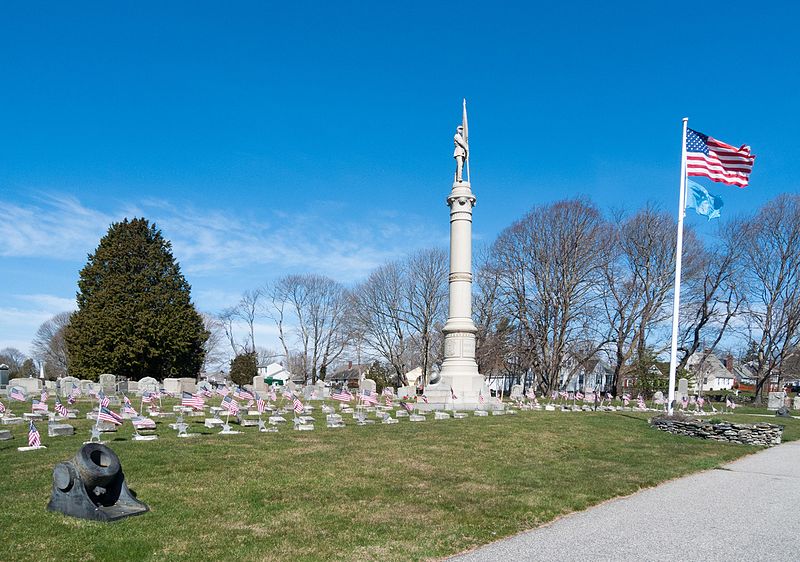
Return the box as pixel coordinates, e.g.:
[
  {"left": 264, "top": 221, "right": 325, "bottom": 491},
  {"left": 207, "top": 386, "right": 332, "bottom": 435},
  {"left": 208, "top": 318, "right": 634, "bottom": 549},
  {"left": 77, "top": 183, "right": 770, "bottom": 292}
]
[{"left": 667, "top": 117, "right": 689, "bottom": 416}]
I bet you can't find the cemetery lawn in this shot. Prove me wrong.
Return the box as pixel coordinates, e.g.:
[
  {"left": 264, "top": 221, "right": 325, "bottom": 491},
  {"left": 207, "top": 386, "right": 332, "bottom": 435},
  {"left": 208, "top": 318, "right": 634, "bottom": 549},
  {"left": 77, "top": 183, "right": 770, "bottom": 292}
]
[{"left": 2, "top": 407, "right": 798, "bottom": 562}]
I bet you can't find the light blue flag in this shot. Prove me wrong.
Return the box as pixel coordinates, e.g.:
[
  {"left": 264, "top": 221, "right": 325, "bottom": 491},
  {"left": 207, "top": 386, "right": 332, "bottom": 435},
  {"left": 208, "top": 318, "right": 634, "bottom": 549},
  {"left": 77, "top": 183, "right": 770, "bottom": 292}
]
[{"left": 685, "top": 179, "right": 723, "bottom": 220}]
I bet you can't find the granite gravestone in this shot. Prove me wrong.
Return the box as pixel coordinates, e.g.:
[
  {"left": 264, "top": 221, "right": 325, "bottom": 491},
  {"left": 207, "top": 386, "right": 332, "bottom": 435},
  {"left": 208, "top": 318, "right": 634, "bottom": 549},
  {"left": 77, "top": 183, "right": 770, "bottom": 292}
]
[
  {"left": 768, "top": 392, "right": 786, "bottom": 410},
  {"left": 98, "top": 374, "right": 116, "bottom": 394}
]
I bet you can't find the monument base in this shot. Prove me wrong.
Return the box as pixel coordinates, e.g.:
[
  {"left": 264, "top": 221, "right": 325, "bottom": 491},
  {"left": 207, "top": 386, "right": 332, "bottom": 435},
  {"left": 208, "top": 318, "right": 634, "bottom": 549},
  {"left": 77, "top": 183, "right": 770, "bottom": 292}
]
[{"left": 420, "top": 375, "right": 503, "bottom": 411}]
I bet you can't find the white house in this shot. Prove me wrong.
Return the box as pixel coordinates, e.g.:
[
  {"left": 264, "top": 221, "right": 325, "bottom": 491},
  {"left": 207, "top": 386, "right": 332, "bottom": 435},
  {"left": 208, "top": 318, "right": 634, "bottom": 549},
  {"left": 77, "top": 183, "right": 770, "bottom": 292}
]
[
  {"left": 256, "top": 362, "right": 292, "bottom": 385},
  {"left": 559, "top": 358, "right": 614, "bottom": 392},
  {"left": 685, "top": 351, "right": 735, "bottom": 391}
]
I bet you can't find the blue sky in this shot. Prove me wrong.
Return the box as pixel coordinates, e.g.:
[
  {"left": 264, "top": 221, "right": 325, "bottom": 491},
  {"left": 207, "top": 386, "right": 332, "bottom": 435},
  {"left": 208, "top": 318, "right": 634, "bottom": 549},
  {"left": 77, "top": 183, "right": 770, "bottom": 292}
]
[{"left": 1, "top": 1, "right": 798, "bottom": 355}]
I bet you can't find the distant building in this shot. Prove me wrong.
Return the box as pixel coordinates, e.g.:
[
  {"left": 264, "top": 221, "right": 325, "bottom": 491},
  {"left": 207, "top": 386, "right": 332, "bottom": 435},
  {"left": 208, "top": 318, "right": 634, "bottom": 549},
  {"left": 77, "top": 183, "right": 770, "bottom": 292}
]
[
  {"left": 325, "top": 361, "right": 368, "bottom": 387},
  {"left": 559, "top": 357, "right": 614, "bottom": 392},
  {"left": 685, "top": 351, "right": 735, "bottom": 392},
  {"left": 256, "top": 362, "right": 295, "bottom": 385}
]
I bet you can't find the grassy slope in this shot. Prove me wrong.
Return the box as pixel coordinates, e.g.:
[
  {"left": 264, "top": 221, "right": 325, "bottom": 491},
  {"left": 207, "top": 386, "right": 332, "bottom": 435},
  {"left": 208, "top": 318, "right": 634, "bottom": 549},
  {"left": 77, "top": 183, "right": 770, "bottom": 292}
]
[{"left": 1, "top": 404, "right": 795, "bottom": 562}]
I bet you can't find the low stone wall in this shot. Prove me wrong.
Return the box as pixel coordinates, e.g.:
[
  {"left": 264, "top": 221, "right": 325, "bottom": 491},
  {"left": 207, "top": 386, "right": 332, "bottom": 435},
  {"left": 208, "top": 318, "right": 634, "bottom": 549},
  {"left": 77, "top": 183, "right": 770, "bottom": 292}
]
[{"left": 650, "top": 417, "right": 783, "bottom": 447}]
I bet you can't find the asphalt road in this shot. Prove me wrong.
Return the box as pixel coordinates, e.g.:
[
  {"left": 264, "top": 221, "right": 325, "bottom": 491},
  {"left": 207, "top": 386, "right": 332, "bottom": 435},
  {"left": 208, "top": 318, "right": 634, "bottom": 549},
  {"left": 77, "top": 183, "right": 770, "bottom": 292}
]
[{"left": 450, "top": 440, "right": 800, "bottom": 561}]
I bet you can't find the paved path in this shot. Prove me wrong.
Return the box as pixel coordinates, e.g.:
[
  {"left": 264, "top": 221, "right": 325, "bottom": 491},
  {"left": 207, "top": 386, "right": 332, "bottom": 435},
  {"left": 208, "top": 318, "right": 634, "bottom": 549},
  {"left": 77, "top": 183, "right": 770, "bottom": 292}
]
[{"left": 450, "top": 441, "right": 800, "bottom": 561}]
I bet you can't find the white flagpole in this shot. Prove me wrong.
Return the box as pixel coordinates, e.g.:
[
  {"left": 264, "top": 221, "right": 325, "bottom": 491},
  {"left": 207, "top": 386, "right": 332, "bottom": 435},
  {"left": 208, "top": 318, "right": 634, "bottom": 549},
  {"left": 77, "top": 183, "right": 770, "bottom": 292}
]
[{"left": 667, "top": 117, "right": 689, "bottom": 415}]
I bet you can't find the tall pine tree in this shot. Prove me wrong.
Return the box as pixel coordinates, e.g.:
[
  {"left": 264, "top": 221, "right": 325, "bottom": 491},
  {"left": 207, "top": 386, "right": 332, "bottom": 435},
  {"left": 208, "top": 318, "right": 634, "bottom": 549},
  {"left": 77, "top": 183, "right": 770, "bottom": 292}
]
[{"left": 65, "top": 218, "right": 209, "bottom": 381}]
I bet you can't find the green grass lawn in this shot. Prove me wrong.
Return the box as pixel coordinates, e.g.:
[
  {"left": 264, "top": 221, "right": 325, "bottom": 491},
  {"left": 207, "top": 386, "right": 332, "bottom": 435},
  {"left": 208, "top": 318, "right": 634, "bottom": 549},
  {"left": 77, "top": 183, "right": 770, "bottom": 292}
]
[{"left": 1, "top": 403, "right": 796, "bottom": 562}]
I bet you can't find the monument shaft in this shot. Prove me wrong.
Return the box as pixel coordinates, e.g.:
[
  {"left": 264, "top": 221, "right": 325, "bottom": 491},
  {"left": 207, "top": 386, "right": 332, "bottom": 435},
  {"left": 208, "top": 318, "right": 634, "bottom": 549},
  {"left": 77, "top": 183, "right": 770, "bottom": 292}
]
[{"left": 441, "top": 181, "right": 479, "bottom": 377}]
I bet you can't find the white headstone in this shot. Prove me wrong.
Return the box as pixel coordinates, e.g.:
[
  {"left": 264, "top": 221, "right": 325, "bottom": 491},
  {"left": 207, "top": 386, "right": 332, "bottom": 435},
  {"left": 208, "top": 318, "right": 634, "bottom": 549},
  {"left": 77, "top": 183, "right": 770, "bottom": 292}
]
[
  {"left": 138, "top": 377, "right": 159, "bottom": 394},
  {"left": 99, "top": 373, "right": 116, "bottom": 393},
  {"left": 768, "top": 392, "right": 786, "bottom": 410},
  {"left": 178, "top": 378, "right": 196, "bottom": 393},
  {"left": 59, "top": 376, "right": 80, "bottom": 397},
  {"left": 509, "top": 384, "right": 523, "bottom": 400},
  {"left": 252, "top": 375, "right": 267, "bottom": 392},
  {"left": 163, "top": 378, "right": 181, "bottom": 394},
  {"left": 396, "top": 386, "right": 415, "bottom": 399},
  {"left": 9, "top": 378, "right": 42, "bottom": 395},
  {"left": 359, "top": 378, "right": 377, "bottom": 394}
]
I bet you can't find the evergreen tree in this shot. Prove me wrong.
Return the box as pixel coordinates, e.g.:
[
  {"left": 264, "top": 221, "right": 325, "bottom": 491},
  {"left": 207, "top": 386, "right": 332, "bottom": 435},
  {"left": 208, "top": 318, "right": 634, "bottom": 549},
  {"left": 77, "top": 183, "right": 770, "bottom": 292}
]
[
  {"left": 65, "top": 218, "right": 208, "bottom": 381},
  {"left": 229, "top": 351, "right": 258, "bottom": 387}
]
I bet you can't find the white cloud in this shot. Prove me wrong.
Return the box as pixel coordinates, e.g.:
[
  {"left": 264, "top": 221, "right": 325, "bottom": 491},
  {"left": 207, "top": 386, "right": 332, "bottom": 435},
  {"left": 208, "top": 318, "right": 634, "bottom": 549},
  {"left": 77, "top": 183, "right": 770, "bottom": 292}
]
[
  {"left": 0, "top": 194, "right": 112, "bottom": 260},
  {"left": 15, "top": 294, "right": 76, "bottom": 312},
  {"left": 0, "top": 194, "right": 442, "bottom": 283}
]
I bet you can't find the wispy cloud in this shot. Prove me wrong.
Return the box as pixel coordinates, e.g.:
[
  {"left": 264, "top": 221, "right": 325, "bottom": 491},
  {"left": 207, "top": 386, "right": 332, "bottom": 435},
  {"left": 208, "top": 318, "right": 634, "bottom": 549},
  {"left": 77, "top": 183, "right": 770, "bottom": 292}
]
[
  {"left": 0, "top": 194, "right": 112, "bottom": 260},
  {"left": 0, "top": 194, "right": 441, "bottom": 283}
]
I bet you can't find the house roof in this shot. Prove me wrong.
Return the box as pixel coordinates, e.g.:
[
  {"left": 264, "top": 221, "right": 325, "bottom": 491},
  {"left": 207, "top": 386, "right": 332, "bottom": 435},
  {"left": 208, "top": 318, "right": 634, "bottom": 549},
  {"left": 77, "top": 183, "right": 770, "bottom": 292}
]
[
  {"left": 325, "top": 364, "right": 369, "bottom": 382},
  {"left": 686, "top": 351, "right": 734, "bottom": 379}
]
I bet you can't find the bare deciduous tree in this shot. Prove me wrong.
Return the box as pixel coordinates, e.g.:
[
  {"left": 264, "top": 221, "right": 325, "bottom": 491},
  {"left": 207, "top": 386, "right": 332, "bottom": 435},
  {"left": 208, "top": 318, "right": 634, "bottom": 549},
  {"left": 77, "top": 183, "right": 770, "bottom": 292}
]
[
  {"left": 404, "top": 248, "right": 448, "bottom": 385},
  {"left": 492, "top": 199, "right": 608, "bottom": 394},
  {"left": 200, "top": 312, "right": 230, "bottom": 373},
  {"left": 740, "top": 194, "right": 800, "bottom": 404},
  {"left": 268, "top": 274, "right": 350, "bottom": 383},
  {"left": 31, "top": 311, "right": 72, "bottom": 379},
  {"left": 678, "top": 219, "right": 745, "bottom": 370},
  {"left": 350, "top": 263, "right": 411, "bottom": 384},
  {"left": 602, "top": 206, "right": 687, "bottom": 394}
]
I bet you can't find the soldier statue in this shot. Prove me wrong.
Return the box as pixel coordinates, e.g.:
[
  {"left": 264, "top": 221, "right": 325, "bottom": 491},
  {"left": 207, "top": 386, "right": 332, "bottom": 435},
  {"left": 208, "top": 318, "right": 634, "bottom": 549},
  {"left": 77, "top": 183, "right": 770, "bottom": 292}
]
[{"left": 453, "top": 125, "right": 468, "bottom": 183}]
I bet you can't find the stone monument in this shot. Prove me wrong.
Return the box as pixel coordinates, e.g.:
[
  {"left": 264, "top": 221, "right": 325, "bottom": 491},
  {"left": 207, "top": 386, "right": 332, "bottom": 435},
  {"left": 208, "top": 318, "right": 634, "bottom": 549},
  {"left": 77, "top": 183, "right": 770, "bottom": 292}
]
[{"left": 424, "top": 100, "right": 487, "bottom": 411}]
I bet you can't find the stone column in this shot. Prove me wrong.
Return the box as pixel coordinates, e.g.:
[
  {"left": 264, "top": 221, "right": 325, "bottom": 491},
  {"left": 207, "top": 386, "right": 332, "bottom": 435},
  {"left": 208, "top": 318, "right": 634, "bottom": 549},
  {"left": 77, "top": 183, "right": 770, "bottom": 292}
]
[{"left": 427, "top": 180, "right": 488, "bottom": 410}]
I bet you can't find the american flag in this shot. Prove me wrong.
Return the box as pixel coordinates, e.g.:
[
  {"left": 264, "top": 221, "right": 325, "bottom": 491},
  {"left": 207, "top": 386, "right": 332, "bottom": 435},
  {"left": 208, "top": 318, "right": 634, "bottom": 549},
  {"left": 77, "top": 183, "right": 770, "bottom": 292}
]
[
  {"left": 361, "top": 391, "right": 379, "bottom": 406},
  {"left": 141, "top": 391, "right": 153, "bottom": 404},
  {"left": 559, "top": 391, "right": 569, "bottom": 400},
  {"left": 268, "top": 388, "right": 277, "bottom": 402},
  {"left": 681, "top": 396, "right": 689, "bottom": 408},
  {"left": 256, "top": 396, "right": 266, "bottom": 414},
  {"left": 28, "top": 420, "right": 41, "bottom": 447},
  {"left": 292, "top": 396, "right": 304, "bottom": 414},
  {"left": 41, "top": 390, "right": 49, "bottom": 402},
  {"left": 282, "top": 388, "right": 294, "bottom": 400},
  {"left": 419, "top": 395, "right": 429, "bottom": 404},
  {"left": 9, "top": 387, "right": 25, "bottom": 401},
  {"left": 55, "top": 398, "right": 69, "bottom": 417},
  {"left": 234, "top": 387, "right": 254, "bottom": 401},
  {"left": 697, "top": 397, "right": 706, "bottom": 408},
  {"left": 637, "top": 395, "right": 646, "bottom": 409},
  {"left": 450, "top": 387, "right": 458, "bottom": 400},
  {"left": 98, "top": 391, "right": 110, "bottom": 408},
  {"left": 332, "top": 387, "right": 353, "bottom": 402},
  {"left": 622, "top": 393, "right": 631, "bottom": 406},
  {"left": 221, "top": 395, "right": 240, "bottom": 415},
  {"left": 400, "top": 400, "right": 414, "bottom": 413},
  {"left": 181, "top": 391, "right": 205, "bottom": 410},
  {"left": 384, "top": 396, "right": 393, "bottom": 408},
  {"left": 32, "top": 399, "right": 48, "bottom": 412},
  {"left": 726, "top": 396, "right": 736, "bottom": 409},
  {"left": 478, "top": 392, "right": 486, "bottom": 404},
  {"left": 133, "top": 417, "right": 156, "bottom": 430},
  {"left": 382, "top": 388, "right": 393, "bottom": 396},
  {"left": 0, "top": 400, "right": 5, "bottom": 414},
  {"left": 686, "top": 128, "right": 754, "bottom": 188},
  {"left": 216, "top": 386, "right": 230, "bottom": 397},
  {"left": 575, "top": 392, "right": 584, "bottom": 401},
  {"left": 98, "top": 407, "right": 123, "bottom": 425},
  {"left": 200, "top": 389, "right": 213, "bottom": 398}
]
